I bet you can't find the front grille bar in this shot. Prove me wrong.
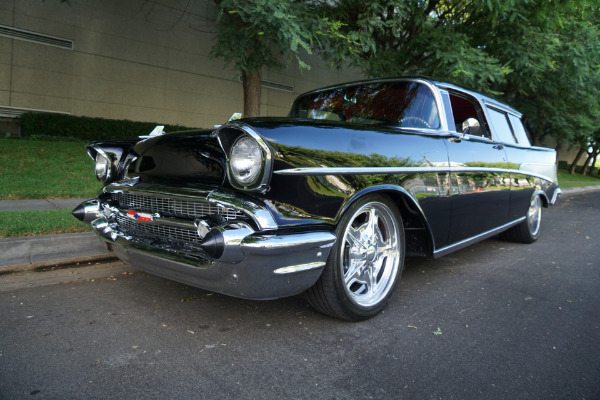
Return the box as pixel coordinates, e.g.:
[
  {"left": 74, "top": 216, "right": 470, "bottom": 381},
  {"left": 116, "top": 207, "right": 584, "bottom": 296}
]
[{"left": 110, "top": 192, "right": 243, "bottom": 220}]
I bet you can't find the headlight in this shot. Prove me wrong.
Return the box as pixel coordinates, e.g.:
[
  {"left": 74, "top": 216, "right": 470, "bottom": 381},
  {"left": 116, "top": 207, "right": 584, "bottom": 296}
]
[
  {"left": 94, "top": 152, "right": 112, "bottom": 182},
  {"left": 229, "top": 135, "right": 263, "bottom": 185}
]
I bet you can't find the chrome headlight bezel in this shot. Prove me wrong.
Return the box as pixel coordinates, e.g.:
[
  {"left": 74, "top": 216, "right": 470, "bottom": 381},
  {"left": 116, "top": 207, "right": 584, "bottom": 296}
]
[
  {"left": 93, "top": 150, "right": 113, "bottom": 183},
  {"left": 229, "top": 135, "right": 264, "bottom": 186},
  {"left": 217, "top": 124, "right": 273, "bottom": 192}
]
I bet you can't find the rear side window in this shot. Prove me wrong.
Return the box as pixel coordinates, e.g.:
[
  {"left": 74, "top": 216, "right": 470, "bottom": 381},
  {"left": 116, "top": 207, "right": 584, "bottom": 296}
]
[
  {"left": 508, "top": 114, "right": 531, "bottom": 146},
  {"left": 487, "top": 108, "right": 516, "bottom": 144}
]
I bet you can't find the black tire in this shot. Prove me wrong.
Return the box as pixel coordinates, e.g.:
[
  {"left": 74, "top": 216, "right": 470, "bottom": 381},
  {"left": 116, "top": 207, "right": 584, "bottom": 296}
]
[
  {"left": 500, "top": 194, "right": 542, "bottom": 244},
  {"left": 305, "top": 194, "right": 405, "bottom": 321}
]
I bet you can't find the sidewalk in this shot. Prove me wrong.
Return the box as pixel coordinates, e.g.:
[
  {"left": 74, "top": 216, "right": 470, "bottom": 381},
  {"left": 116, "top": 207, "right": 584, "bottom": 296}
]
[
  {"left": 0, "top": 198, "right": 113, "bottom": 269},
  {"left": 1, "top": 185, "right": 600, "bottom": 270},
  {"left": 0, "top": 198, "right": 89, "bottom": 212}
]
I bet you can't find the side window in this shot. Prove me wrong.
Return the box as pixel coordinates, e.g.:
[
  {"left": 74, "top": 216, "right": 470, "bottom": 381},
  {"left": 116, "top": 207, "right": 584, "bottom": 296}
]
[
  {"left": 448, "top": 93, "right": 490, "bottom": 138},
  {"left": 507, "top": 114, "right": 531, "bottom": 146},
  {"left": 487, "top": 108, "right": 516, "bottom": 144}
]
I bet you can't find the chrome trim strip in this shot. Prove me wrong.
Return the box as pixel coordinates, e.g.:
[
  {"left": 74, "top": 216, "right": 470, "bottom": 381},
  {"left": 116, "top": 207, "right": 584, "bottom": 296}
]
[
  {"left": 433, "top": 217, "right": 525, "bottom": 258},
  {"left": 241, "top": 231, "right": 336, "bottom": 255},
  {"left": 274, "top": 165, "right": 557, "bottom": 183},
  {"left": 273, "top": 262, "right": 326, "bottom": 275}
]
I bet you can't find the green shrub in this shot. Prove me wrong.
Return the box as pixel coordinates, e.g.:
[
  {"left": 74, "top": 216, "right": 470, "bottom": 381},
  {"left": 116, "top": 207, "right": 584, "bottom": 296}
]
[{"left": 20, "top": 113, "right": 197, "bottom": 141}]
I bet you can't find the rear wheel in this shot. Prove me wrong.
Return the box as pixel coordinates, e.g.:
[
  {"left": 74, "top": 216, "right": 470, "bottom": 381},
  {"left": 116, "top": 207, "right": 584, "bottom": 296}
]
[
  {"left": 501, "top": 194, "right": 542, "bottom": 244},
  {"left": 306, "top": 195, "right": 405, "bottom": 321}
]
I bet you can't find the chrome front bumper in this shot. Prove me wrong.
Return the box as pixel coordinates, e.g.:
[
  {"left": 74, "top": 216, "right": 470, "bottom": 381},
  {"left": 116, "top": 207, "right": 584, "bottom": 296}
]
[{"left": 75, "top": 195, "right": 336, "bottom": 300}]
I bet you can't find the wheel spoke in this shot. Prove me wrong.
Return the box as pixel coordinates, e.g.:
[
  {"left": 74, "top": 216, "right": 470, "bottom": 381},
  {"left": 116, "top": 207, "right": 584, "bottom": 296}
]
[
  {"left": 365, "top": 208, "right": 379, "bottom": 242},
  {"left": 365, "top": 268, "right": 376, "bottom": 295},
  {"left": 344, "top": 259, "right": 365, "bottom": 285},
  {"left": 346, "top": 226, "right": 366, "bottom": 250}
]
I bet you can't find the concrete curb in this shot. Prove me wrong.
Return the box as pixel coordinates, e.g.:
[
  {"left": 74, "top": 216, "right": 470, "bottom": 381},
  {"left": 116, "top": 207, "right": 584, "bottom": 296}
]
[
  {"left": 1, "top": 186, "right": 599, "bottom": 271},
  {"left": 0, "top": 232, "right": 110, "bottom": 269},
  {"left": 561, "top": 185, "right": 600, "bottom": 196}
]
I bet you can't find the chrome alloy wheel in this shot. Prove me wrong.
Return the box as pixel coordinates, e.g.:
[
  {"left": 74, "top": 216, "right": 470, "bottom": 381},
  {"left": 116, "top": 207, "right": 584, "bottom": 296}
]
[
  {"left": 527, "top": 195, "right": 542, "bottom": 236},
  {"left": 340, "top": 201, "right": 402, "bottom": 307}
]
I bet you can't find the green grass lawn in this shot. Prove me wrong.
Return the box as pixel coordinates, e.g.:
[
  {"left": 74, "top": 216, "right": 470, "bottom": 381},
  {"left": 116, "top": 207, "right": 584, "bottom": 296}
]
[
  {"left": 0, "top": 209, "right": 92, "bottom": 238},
  {"left": 0, "top": 138, "right": 103, "bottom": 200},
  {"left": 557, "top": 168, "right": 600, "bottom": 187}
]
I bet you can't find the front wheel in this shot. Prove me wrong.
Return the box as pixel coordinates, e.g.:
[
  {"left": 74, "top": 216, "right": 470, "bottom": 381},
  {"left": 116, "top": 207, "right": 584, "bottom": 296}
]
[
  {"left": 305, "top": 195, "right": 405, "bottom": 321},
  {"left": 501, "top": 194, "right": 542, "bottom": 244}
]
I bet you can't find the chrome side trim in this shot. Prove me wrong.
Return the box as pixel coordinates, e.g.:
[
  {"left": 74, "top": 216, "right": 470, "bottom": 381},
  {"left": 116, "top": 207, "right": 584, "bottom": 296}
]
[
  {"left": 273, "top": 262, "right": 327, "bottom": 275},
  {"left": 276, "top": 166, "right": 450, "bottom": 175},
  {"left": 274, "top": 165, "right": 557, "bottom": 184},
  {"left": 433, "top": 217, "right": 525, "bottom": 258}
]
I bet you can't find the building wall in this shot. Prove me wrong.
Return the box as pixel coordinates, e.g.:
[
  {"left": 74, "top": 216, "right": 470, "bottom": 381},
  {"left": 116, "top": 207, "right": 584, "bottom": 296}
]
[
  {"left": 1, "top": 1, "right": 586, "bottom": 167},
  {"left": 0, "top": 0, "right": 362, "bottom": 129}
]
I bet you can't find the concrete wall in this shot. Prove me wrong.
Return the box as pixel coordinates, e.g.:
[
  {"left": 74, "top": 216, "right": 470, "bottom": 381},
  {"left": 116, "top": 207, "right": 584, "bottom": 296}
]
[{"left": 0, "top": 0, "right": 362, "bottom": 129}]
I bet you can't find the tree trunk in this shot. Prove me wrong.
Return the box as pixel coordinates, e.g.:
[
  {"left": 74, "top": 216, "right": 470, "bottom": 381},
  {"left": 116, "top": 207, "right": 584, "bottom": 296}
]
[
  {"left": 242, "top": 70, "right": 261, "bottom": 118},
  {"left": 581, "top": 152, "right": 593, "bottom": 176},
  {"left": 569, "top": 143, "right": 587, "bottom": 175}
]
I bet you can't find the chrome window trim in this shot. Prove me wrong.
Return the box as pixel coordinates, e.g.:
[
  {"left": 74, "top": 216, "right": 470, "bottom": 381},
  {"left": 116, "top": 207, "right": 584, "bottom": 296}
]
[{"left": 483, "top": 100, "right": 522, "bottom": 118}]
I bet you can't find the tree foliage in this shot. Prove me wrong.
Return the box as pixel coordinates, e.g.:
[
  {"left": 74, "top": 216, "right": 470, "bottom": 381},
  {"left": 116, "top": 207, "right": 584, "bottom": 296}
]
[
  {"left": 211, "top": 0, "right": 316, "bottom": 75},
  {"left": 210, "top": 0, "right": 336, "bottom": 117},
  {"left": 317, "top": 0, "right": 600, "bottom": 161}
]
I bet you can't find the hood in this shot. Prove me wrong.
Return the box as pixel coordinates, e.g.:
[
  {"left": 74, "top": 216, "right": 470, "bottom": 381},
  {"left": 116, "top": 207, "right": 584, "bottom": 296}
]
[{"left": 130, "top": 129, "right": 226, "bottom": 186}]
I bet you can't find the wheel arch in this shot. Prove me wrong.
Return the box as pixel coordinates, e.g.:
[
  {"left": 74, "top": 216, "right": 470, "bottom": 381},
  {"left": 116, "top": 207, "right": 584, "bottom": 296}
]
[
  {"left": 535, "top": 189, "right": 550, "bottom": 208},
  {"left": 339, "top": 185, "right": 435, "bottom": 257}
]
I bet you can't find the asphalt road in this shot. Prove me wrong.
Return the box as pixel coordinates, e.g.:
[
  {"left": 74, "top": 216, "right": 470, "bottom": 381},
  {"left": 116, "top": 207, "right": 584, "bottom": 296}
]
[{"left": 1, "top": 192, "right": 599, "bottom": 400}]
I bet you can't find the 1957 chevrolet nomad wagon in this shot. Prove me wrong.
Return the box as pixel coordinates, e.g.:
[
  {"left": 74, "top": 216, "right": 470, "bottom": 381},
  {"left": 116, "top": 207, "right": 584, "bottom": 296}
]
[{"left": 73, "top": 77, "right": 561, "bottom": 320}]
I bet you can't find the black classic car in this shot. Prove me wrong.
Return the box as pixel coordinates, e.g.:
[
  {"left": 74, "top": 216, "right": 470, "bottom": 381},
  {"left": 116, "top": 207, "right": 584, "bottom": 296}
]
[{"left": 73, "top": 78, "right": 561, "bottom": 320}]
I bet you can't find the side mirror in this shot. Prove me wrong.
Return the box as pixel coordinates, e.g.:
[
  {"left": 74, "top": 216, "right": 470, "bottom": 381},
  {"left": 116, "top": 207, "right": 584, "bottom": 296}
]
[{"left": 462, "top": 118, "right": 481, "bottom": 136}]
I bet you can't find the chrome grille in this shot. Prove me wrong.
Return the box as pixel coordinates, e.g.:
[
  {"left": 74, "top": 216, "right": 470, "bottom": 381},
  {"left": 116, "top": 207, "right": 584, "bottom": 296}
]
[
  {"left": 116, "top": 215, "right": 201, "bottom": 245},
  {"left": 109, "top": 192, "right": 243, "bottom": 220}
]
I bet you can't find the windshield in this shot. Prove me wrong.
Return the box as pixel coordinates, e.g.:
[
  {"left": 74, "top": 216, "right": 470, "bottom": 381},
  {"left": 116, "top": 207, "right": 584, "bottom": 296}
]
[{"left": 290, "top": 81, "right": 440, "bottom": 129}]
